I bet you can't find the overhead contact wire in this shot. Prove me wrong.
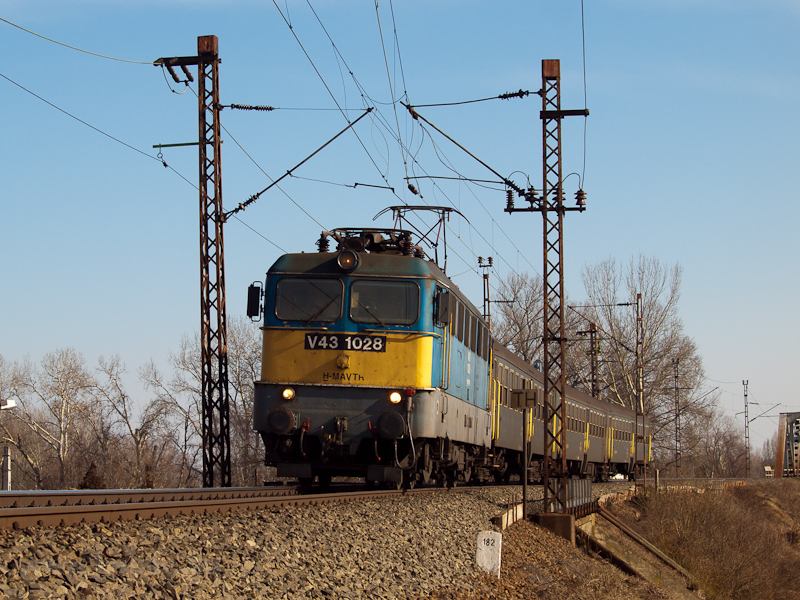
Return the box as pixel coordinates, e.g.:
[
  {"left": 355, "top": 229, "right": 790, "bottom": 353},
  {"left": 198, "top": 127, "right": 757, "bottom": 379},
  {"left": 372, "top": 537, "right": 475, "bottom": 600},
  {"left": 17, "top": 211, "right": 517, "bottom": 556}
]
[
  {"left": 0, "top": 17, "right": 151, "bottom": 64},
  {"left": 274, "top": 1, "right": 400, "bottom": 200},
  {"left": 374, "top": 1, "right": 409, "bottom": 182},
  {"left": 3, "top": 71, "right": 282, "bottom": 251}
]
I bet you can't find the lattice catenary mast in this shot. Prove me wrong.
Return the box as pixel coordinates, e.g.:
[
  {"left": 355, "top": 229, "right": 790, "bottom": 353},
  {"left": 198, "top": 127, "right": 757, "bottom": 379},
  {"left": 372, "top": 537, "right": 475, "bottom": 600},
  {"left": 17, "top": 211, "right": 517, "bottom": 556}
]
[
  {"left": 506, "top": 59, "right": 587, "bottom": 513},
  {"left": 155, "top": 35, "right": 231, "bottom": 488}
]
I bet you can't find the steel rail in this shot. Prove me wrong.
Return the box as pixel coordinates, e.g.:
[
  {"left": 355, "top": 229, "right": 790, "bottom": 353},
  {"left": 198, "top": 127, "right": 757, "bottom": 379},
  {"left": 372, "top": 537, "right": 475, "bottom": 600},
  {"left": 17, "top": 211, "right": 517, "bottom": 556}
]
[
  {"left": 0, "top": 485, "right": 471, "bottom": 530},
  {"left": 0, "top": 486, "right": 297, "bottom": 509}
]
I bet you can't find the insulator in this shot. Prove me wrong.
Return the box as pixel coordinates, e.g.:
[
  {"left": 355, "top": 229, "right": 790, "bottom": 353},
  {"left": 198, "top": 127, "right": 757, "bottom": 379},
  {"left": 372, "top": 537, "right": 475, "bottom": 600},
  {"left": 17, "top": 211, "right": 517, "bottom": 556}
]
[
  {"left": 401, "top": 234, "right": 413, "bottom": 256},
  {"left": 408, "top": 183, "right": 419, "bottom": 196},
  {"left": 228, "top": 104, "right": 276, "bottom": 112},
  {"left": 505, "top": 189, "right": 514, "bottom": 212},
  {"left": 413, "top": 247, "right": 425, "bottom": 259},
  {"left": 575, "top": 188, "right": 587, "bottom": 208},
  {"left": 316, "top": 232, "right": 330, "bottom": 253}
]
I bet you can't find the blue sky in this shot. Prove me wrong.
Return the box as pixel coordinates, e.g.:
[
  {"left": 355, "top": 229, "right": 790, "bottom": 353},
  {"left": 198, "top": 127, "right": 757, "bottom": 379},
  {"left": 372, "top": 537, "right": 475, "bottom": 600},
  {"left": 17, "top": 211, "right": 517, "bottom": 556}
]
[{"left": 2, "top": 0, "right": 797, "bottom": 447}]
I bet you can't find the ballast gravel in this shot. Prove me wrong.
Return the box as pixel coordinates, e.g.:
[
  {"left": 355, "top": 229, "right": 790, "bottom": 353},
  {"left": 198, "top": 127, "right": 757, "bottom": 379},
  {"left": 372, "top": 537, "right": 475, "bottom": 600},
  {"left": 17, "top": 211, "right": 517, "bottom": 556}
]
[{"left": 0, "top": 483, "right": 636, "bottom": 600}]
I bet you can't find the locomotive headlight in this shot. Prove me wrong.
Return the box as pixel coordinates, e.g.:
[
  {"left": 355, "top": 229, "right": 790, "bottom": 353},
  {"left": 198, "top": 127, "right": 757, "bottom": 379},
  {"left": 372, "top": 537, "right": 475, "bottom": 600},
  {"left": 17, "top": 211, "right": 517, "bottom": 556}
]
[
  {"left": 337, "top": 250, "right": 359, "bottom": 271},
  {"left": 281, "top": 387, "right": 296, "bottom": 401},
  {"left": 389, "top": 391, "right": 402, "bottom": 404}
]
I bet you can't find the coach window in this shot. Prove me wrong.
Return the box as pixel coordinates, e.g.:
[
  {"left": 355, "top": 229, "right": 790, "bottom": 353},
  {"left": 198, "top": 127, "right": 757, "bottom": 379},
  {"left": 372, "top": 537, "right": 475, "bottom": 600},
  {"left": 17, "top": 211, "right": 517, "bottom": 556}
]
[
  {"left": 457, "top": 302, "right": 466, "bottom": 342},
  {"left": 350, "top": 280, "right": 419, "bottom": 325},
  {"left": 276, "top": 277, "right": 343, "bottom": 323},
  {"left": 468, "top": 314, "right": 477, "bottom": 352}
]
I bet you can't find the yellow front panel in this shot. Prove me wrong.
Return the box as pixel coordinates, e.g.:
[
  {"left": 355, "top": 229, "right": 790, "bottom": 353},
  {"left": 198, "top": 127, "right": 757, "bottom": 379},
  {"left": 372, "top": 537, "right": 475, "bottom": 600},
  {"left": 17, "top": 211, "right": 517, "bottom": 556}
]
[{"left": 261, "top": 328, "right": 434, "bottom": 388}]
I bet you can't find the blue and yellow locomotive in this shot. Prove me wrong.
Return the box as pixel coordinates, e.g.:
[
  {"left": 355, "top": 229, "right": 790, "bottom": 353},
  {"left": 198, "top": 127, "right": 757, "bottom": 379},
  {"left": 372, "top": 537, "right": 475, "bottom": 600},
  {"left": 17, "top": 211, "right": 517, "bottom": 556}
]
[{"left": 248, "top": 227, "right": 650, "bottom": 487}]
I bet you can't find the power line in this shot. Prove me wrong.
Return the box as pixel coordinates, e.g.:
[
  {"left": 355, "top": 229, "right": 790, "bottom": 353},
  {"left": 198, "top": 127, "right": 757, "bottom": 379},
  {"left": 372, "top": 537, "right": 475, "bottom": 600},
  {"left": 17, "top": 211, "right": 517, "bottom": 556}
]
[
  {"left": 3, "top": 69, "right": 285, "bottom": 253},
  {"left": 373, "top": 0, "right": 408, "bottom": 183},
  {"left": 0, "top": 71, "right": 178, "bottom": 172},
  {"left": 410, "top": 89, "right": 537, "bottom": 108},
  {"left": 0, "top": 17, "right": 151, "bottom": 64},
  {"left": 273, "top": 0, "right": 400, "bottom": 199},
  {"left": 269, "top": 2, "right": 544, "bottom": 291},
  {"left": 185, "top": 85, "right": 330, "bottom": 232}
]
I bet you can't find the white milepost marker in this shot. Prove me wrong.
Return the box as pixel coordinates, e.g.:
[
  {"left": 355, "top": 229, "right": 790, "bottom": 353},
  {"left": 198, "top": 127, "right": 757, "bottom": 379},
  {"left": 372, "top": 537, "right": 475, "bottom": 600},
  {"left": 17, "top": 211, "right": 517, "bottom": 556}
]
[{"left": 476, "top": 530, "right": 502, "bottom": 578}]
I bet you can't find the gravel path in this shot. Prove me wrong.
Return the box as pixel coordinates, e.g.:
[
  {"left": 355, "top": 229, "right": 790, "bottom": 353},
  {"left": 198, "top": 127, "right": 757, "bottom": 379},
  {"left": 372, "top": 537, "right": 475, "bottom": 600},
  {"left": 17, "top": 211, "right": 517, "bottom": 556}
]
[{"left": 0, "top": 483, "right": 636, "bottom": 599}]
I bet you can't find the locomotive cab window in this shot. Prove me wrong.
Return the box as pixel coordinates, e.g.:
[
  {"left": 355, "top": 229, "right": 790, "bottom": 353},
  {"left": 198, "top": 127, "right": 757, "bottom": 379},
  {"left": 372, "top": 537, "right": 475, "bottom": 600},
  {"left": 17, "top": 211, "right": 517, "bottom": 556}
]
[
  {"left": 276, "top": 277, "right": 343, "bottom": 322},
  {"left": 350, "top": 280, "right": 420, "bottom": 325}
]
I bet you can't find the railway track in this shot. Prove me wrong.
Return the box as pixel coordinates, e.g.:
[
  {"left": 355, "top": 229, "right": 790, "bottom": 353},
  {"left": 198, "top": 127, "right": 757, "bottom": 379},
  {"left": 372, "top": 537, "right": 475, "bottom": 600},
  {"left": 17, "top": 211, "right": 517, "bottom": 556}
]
[
  {"left": 0, "top": 483, "right": 478, "bottom": 530},
  {"left": 0, "top": 477, "right": 642, "bottom": 531}
]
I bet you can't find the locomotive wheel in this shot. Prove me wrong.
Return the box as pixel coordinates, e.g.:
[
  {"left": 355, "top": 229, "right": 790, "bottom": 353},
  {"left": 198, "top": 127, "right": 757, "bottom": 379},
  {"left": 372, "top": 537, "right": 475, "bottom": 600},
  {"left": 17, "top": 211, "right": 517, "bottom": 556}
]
[
  {"left": 420, "top": 444, "right": 433, "bottom": 485},
  {"left": 461, "top": 465, "right": 472, "bottom": 485},
  {"left": 393, "top": 471, "right": 406, "bottom": 491},
  {"left": 494, "top": 462, "right": 509, "bottom": 483}
]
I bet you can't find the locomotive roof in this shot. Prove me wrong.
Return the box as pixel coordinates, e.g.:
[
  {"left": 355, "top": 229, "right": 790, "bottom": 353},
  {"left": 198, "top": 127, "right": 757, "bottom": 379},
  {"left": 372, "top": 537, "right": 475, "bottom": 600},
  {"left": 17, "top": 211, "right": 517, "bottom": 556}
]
[{"left": 268, "top": 250, "right": 448, "bottom": 280}]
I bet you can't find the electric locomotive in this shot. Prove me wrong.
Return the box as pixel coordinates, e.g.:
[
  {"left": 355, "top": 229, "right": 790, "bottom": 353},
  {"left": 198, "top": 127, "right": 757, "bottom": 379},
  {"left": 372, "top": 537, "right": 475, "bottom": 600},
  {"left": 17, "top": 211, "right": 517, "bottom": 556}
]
[{"left": 247, "top": 227, "right": 650, "bottom": 487}]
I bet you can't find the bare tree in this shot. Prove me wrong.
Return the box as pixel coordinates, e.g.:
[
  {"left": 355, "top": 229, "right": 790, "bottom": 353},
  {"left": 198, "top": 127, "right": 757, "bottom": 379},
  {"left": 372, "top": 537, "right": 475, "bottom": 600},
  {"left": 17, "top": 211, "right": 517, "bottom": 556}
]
[
  {"left": 140, "top": 316, "right": 264, "bottom": 487},
  {"left": 0, "top": 355, "right": 48, "bottom": 489},
  {"left": 492, "top": 271, "right": 592, "bottom": 393},
  {"left": 580, "top": 256, "right": 712, "bottom": 462},
  {"left": 493, "top": 272, "right": 543, "bottom": 363},
  {"left": 683, "top": 407, "right": 746, "bottom": 478},
  {"left": 139, "top": 349, "right": 203, "bottom": 488},
  {"left": 0, "top": 355, "right": 17, "bottom": 409},
  {"left": 226, "top": 317, "right": 264, "bottom": 486},
  {"left": 11, "top": 349, "right": 95, "bottom": 488},
  {"left": 92, "top": 355, "right": 170, "bottom": 488},
  {"left": 752, "top": 431, "right": 778, "bottom": 477}
]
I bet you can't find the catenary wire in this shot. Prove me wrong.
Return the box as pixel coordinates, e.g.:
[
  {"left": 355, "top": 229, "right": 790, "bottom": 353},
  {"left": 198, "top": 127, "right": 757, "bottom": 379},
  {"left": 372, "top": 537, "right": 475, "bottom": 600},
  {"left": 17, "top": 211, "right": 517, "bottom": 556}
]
[
  {"left": 374, "top": 1, "right": 408, "bottom": 182},
  {"left": 2, "top": 70, "right": 285, "bottom": 252},
  {"left": 185, "top": 85, "right": 329, "bottom": 231},
  {"left": 0, "top": 71, "right": 195, "bottom": 189},
  {"left": 272, "top": 1, "right": 543, "bottom": 293},
  {"left": 0, "top": 17, "right": 151, "bottom": 64},
  {"left": 0, "top": 73, "right": 286, "bottom": 254},
  {"left": 273, "top": 0, "right": 401, "bottom": 200}
]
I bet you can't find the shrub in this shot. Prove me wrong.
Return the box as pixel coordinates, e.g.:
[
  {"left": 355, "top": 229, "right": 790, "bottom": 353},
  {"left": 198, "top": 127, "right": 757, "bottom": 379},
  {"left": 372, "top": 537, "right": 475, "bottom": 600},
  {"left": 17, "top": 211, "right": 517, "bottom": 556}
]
[{"left": 620, "top": 481, "right": 800, "bottom": 600}]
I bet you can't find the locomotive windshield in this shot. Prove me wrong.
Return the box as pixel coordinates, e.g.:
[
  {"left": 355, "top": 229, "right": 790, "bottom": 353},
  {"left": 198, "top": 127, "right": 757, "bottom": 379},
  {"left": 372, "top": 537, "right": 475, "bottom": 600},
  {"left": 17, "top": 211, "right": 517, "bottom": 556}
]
[
  {"left": 350, "top": 280, "right": 419, "bottom": 325},
  {"left": 275, "top": 277, "right": 343, "bottom": 323}
]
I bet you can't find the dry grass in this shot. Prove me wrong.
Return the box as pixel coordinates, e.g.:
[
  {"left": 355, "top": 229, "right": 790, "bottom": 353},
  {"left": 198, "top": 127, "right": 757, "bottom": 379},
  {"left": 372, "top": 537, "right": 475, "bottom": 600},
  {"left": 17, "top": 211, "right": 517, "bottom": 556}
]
[
  {"left": 612, "top": 479, "right": 800, "bottom": 600},
  {"left": 423, "top": 519, "right": 671, "bottom": 600}
]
